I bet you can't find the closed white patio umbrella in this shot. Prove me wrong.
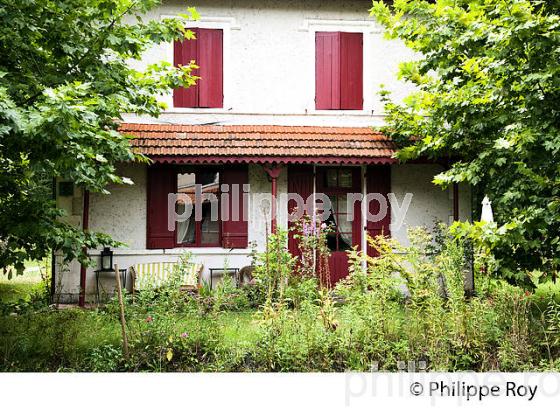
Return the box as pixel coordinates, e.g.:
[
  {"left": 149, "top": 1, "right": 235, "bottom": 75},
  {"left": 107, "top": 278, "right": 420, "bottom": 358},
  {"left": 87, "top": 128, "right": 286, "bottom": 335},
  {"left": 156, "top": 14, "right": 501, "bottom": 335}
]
[{"left": 481, "top": 195, "right": 494, "bottom": 223}]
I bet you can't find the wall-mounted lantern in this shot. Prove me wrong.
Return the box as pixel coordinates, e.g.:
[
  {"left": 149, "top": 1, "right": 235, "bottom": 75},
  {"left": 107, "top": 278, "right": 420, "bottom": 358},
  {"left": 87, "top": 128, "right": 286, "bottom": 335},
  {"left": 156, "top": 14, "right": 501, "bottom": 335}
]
[{"left": 100, "top": 247, "right": 113, "bottom": 271}]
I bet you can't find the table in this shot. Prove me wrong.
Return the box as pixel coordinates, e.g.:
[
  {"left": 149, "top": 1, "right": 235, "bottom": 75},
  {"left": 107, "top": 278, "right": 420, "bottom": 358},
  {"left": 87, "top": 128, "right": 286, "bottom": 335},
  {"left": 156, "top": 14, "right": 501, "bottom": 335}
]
[
  {"left": 208, "top": 268, "right": 239, "bottom": 290},
  {"left": 95, "top": 269, "right": 127, "bottom": 304}
]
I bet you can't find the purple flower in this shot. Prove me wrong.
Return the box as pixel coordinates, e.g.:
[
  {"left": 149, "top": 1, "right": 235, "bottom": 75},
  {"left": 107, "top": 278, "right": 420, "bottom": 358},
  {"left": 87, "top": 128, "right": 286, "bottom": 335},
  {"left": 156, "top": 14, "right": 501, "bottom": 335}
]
[{"left": 180, "top": 332, "right": 189, "bottom": 338}]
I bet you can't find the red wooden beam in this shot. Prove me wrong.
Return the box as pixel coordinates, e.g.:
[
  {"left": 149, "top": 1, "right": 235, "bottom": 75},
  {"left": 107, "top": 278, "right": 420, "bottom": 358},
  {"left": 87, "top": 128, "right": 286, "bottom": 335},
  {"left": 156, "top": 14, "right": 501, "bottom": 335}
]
[
  {"left": 271, "top": 177, "right": 277, "bottom": 234},
  {"left": 263, "top": 165, "right": 283, "bottom": 234},
  {"left": 78, "top": 190, "right": 89, "bottom": 307}
]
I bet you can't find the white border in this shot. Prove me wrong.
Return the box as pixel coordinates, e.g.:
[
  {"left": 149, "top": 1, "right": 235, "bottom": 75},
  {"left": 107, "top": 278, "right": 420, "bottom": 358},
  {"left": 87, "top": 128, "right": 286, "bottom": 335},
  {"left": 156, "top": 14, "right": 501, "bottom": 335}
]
[
  {"left": 302, "top": 19, "right": 382, "bottom": 115},
  {"left": 3, "top": 373, "right": 559, "bottom": 410},
  {"left": 160, "top": 15, "right": 237, "bottom": 113}
]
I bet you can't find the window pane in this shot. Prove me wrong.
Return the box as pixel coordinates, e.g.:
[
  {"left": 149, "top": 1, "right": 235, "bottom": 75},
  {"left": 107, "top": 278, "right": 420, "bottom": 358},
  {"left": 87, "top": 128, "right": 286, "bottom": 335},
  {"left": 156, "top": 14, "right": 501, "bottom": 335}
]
[
  {"left": 339, "top": 232, "right": 353, "bottom": 251},
  {"left": 200, "top": 171, "right": 219, "bottom": 244},
  {"left": 327, "top": 195, "right": 338, "bottom": 214},
  {"left": 338, "top": 195, "right": 349, "bottom": 214},
  {"left": 338, "top": 216, "right": 352, "bottom": 236},
  {"left": 177, "top": 202, "right": 196, "bottom": 244},
  {"left": 339, "top": 169, "right": 352, "bottom": 188},
  {"left": 326, "top": 169, "right": 338, "bottom": 188},
  {"left": 337, "top": 199, "right": 353, "bottom": 251},
  {"left": 199, "top": 171, "right": 219, "bottom": 188},
  {"left": 201, "top": 201, "right": 219, "bottom": 244},
  {"left": 324, "top": 212, "right": 338, "bottom": 251},
  {"left": 326, "top": 232, "right": 338, "bottom": 252},
  {"left": 178, "top": 173, "right": 196, "bottom": 196},
  {"left": 177, "top": 173, "right": 196, "bottom": 244}
]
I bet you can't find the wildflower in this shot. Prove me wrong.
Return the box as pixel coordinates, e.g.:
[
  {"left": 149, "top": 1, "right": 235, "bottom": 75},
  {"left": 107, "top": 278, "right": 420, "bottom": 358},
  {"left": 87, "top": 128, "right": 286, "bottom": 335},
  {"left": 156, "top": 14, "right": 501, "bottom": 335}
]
[
  {"left": 180, "top": 332, "right": 189, "bottom": 338},
  {"left": 145, "top": 315, "right": 153, "bottom": 323},
  {"left": 302, "top": 221, "right": 311, "bottom": 236}
]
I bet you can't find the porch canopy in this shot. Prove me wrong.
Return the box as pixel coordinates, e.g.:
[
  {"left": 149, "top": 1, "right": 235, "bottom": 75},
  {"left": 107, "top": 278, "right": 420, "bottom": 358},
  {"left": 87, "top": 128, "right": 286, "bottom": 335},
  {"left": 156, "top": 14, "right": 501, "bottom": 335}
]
[{"left": 120, "top": 123, "right": 396, "bottom": 165}]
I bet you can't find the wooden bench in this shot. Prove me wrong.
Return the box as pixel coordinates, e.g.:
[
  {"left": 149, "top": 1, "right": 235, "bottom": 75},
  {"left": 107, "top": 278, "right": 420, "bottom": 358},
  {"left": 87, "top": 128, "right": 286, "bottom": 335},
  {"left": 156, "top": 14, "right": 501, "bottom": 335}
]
[{"left": 130, "top": 262, "right": 203, "bottom": 294}]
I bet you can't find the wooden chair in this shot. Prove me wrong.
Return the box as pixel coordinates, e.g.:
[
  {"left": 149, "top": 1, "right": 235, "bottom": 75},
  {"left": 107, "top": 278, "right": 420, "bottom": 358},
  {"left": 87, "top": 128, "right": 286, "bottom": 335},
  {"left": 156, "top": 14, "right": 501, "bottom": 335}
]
[{"left": 130, "top": 262, "right": 203, "bottom": 295}]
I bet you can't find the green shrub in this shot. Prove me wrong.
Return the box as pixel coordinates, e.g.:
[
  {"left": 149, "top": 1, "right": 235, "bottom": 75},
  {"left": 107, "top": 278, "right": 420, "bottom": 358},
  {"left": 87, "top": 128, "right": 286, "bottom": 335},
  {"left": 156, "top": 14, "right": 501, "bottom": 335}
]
[
  {"left": 85, "top": 345, "right": 123, "bottom": 372},
  {"left": 284, "top": 276, "right": 319, "bottom": 309},
  {"left": 211, "top": 277, "right": 250, "bottom": 313},
  {"left": 251, "top": 229, "right": 295, "bottom": 305},
  {"left": 532, "top": 281, "right": 560, "bottom": 309}
]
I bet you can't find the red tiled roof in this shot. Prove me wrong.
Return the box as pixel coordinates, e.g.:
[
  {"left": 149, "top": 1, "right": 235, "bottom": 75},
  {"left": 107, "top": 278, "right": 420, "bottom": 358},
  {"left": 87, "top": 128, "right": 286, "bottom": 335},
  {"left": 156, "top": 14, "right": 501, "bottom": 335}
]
[{"left": 121, "top": 123, "right": 396, "bottom": 165}]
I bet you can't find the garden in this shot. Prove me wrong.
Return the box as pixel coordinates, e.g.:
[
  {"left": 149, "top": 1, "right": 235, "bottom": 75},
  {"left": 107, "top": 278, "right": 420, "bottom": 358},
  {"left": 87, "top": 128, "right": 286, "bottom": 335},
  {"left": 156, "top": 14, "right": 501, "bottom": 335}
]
[{"left": 1, "top": 223, "right": 559, "bottom": 372}]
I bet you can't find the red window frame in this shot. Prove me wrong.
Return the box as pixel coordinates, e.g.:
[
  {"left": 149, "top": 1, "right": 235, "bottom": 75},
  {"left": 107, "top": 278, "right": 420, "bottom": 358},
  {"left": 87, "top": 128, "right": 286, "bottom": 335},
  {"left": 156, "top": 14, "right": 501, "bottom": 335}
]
[
  {"left": 174, "top": 168, "right": 222, "bottom": 248},
  {"left": 147, "top": 165, "right": 248, "bottom": 250}
]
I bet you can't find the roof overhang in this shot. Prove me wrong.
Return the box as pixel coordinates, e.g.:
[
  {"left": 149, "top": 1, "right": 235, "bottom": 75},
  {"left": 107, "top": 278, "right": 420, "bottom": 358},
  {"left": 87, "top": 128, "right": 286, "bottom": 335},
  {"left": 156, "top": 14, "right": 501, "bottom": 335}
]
[
  {"left": 122, "top": 123, "right": 397, "bottom": 165},
  {"left": 149, "top": 155, "right": 397, "bottom": 165}
]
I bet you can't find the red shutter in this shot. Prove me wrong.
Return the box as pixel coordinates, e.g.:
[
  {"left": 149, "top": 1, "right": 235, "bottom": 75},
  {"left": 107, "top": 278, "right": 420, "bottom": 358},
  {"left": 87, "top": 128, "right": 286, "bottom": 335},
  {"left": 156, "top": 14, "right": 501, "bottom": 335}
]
[
  {"left": 147, "top": 166, "right": 176, "bottom": 249},
  {"left": 315, "top": 32, "right": 341, "bottom": 110},
  {"left": 287, "top": 166, "right": 314, "bottom": 257},
  {"left": 173, "top": 28, "right": 198, "bottom": 108},
  {"left": 173, "top": 28, "right": 223, "bottom": 108},
  {"left": 197, "top": 28, "right": 223, "bottom": 108},
  {"left": 221, "top": 166, "right": 248, "bottom": 248},
  {"left": 366, "top": 165, "right": 391, "bottom": 257},
  {"left": 340, "top": 32, "right": 363, "bottom": 110}
]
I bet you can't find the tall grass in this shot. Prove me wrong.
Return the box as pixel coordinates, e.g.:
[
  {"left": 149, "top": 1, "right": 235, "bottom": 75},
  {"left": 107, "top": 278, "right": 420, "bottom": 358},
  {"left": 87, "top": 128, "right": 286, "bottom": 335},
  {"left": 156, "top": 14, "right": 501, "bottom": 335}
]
[{"left": 0, "top": 228, "right": 558, "bottom": 371}]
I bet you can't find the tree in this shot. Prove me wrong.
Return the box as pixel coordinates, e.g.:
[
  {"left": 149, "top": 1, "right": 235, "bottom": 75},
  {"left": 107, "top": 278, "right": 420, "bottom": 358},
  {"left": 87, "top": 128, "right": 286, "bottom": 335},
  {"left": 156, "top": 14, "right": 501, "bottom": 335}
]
[
  {"left": 370, "top": 0, "right": 560, "bottom": 284},
  {"left": 0, "top": 0, "right": 198, "bottom": 274}
]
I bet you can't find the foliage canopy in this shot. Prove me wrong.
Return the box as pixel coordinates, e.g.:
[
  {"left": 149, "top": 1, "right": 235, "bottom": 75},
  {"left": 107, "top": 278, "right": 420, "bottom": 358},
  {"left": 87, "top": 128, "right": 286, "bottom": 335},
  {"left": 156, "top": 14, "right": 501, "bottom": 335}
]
[
  {"left": 0, "top": 0, "right": 198, "bottom": 273},
  {"left": 370, "top": 0, "right": 560, "bottom": 284}
]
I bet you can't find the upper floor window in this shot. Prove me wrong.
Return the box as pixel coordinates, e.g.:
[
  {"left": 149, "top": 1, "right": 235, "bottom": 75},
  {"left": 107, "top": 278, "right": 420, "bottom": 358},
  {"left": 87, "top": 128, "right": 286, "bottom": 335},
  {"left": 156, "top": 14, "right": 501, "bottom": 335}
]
[
  {"left": 174, "top": 28, "right": 223, "bottom": 108},
  {"left": 315, "top": 32, "right": 363, "bottom": 110}
]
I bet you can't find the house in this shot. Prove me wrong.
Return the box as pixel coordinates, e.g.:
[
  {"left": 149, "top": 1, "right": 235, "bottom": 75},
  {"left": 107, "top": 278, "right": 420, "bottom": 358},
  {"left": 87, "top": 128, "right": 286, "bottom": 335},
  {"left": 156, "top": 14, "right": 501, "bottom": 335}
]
[{"left": 53, "top": 0, "right": 471, "bottom": 304}]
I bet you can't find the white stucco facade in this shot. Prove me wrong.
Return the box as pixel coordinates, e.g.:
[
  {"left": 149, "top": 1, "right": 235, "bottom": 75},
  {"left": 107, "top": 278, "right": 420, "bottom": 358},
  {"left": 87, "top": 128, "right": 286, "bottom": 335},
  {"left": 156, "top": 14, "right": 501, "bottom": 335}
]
[
  {"left": 53, "top": 1, "right": 472, "bottom": 302},
  {"left": 123, "top": 0, "right": 416, "bottom": 128}
]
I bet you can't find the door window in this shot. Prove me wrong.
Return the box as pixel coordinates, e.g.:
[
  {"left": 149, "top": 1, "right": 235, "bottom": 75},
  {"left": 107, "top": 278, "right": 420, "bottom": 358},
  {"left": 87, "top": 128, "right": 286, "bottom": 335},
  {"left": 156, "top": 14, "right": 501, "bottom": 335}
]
[{"left": 325, "top": 194, "right": 353, "bottom": 252}]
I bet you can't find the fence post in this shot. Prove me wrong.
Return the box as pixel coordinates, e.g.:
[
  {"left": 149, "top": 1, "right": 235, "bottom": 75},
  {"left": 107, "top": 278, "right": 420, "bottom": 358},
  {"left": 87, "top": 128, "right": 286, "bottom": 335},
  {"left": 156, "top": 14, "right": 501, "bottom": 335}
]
[{"left": 114, "top": 264, "right": 129, "bottom": 359}]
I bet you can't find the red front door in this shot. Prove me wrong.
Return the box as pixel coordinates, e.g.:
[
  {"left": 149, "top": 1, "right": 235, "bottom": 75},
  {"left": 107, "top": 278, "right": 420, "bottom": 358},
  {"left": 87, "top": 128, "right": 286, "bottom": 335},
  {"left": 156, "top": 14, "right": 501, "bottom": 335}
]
[{"left": 317, "top": 167, "right": 361, "bottom": 285}]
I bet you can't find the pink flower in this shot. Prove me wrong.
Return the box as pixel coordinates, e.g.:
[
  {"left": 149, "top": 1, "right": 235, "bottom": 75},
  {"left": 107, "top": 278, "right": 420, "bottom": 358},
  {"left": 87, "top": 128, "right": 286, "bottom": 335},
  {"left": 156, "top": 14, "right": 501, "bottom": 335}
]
[
  {"left": 145, "top": 315, "right": 153, "bottom": 323},
  {"left": 180, "top": 332, "right": 189, "bottom": 338},
  {"left": 321, "top": 223, "right": 327, "bottom": 229}
]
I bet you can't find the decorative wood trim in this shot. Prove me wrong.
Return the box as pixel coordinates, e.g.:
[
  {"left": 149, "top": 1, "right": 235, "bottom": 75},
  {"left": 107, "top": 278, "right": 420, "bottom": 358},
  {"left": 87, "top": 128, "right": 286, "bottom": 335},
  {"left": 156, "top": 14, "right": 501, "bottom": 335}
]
[{"left": 149, "top": 155, "right": 397, "bottom": 165}]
